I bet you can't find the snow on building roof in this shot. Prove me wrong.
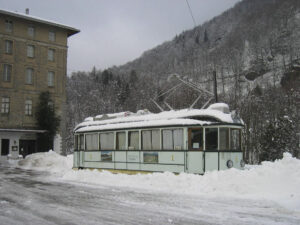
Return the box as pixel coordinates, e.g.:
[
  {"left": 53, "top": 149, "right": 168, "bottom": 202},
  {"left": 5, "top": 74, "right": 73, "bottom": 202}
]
[
  {"left": 0, "top": 9, "right": 79, "bottom": 36},
  {"left": 74, "top": 103, "right": 243, "bottom": 133}
]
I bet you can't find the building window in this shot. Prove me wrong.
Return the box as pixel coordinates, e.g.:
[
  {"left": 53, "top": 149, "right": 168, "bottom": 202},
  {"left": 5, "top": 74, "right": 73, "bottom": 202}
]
[
  {"left": 5, "top": 40, "right": 13, "bottom": 54},
  {"left": 48, "top": 101, "right": 54, "bottom": 110},
  {"left": 49, "top": 31, "right": 55, "bottom": 41},
  {"left": 27, "top": 45, "right": 35, "bottom": 58},
  {"left": 48, "top": 49, "right": 55, "bottom": 61},
  {"left": 1, "top": 97, "right": 10, "bottom": 114},
  {"left": 3, "top": 64, "right": 12, "bottom": 82},
  {"left": 25, "top": 68, "right": 33, "bottom": 84},
  {"left": 47, "top": 71, "right": 54, "bottom": 87},
  {"left": 25, "top": 100, "right": 32, "bottom": 116},
  {"left": 28, "top": 26, "right": 35, "bottom": 37},
  {"left": 5, "top": 20, "right": 13, "bottom": 32}
]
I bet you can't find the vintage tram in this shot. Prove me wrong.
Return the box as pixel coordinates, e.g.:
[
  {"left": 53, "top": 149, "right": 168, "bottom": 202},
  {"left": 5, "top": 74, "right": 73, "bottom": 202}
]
[{"left": 73, "top": 103, "right": 244, "bottom": 174}]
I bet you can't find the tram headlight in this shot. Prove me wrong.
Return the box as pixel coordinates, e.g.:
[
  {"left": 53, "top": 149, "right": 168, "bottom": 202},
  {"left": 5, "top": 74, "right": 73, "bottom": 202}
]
[
  {"left": 227, "top": 160, "right": 233, "bottom": 168},
  {"left": 240, "top": 159, "right": 245, "bottom": 168}
]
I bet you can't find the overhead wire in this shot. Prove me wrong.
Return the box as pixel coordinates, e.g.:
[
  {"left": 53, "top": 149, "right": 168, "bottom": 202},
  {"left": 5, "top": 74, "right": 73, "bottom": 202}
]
[{"left": 185, "top": 0, "right": 196, "bottom": 27}]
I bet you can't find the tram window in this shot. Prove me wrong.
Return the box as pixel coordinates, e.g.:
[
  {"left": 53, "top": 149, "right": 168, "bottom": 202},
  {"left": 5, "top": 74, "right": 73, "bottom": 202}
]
[
  {"left": 79, "top": 134, "right": 84, "bottom": 150},
  {"left": 152, "top": 129, "right": 160, "bottom": 150},
  {"left": 128, "top": 131, "right": 139, "bottom": 150},
  {"left": 162, "top": 129, "right": 173, "bottom": 150},
  {"left": 219, "top": 128, "right": 230, "bottom": 150},
  {"left": 205, "top": 128, "right": 218, "bottom": 150},
  {"left": 142, "top": 130, "right": 151, "bottom": 150},
  {"left": 116, "top": 132, "right": 126, "bottom": 150},
  {"left": 85, "top": 133, "right": 98, "bottom": 150},
  {"left": 75, "top": 135, "right": 78, "bottom": 150},
  {"left": 190, "top": 129, "right": 203, "bottom": 150},
  {"left": 100, "top": 132, "right": 114, "bottom": 150},
  {"left": 142, "top": 129, "right": 160, "bottom": 150},
  {"left": 231, "top": 129, "right": 241, "bottom": 150},
  {"left": 162, "top": 129, "right": 183, "bottom": 150},
  {"left": 173, "top": 129, "right": 183, "bottom": 150}
]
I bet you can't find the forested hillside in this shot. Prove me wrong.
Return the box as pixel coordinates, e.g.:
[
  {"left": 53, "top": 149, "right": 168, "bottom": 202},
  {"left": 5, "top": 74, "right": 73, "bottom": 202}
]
[{"left": 66, "top": 0, "right": 300, "bottom": 163}]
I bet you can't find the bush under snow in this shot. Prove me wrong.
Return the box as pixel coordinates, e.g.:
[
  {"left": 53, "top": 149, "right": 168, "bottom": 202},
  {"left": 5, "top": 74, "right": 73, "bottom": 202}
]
[{"left": 18, "top": 151, "right": 300, "bottom": 211}]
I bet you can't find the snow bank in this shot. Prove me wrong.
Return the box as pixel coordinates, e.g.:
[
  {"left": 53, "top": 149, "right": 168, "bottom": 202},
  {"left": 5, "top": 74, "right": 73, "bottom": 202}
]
[
  {"left": 18, "top": 150, "right": 73, "bottom": 174},
  {"left": 18, "top": 151, "right": 300, "bottom": 211}
]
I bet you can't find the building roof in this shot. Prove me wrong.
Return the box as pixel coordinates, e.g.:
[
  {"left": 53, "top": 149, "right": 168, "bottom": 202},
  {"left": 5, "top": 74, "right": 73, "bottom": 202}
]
[
  {"left": 0, "top": 128, "right": 46, "bottom": 133},
  {"left": 0, "top": 9, "right": 80, "bottom": 37}
]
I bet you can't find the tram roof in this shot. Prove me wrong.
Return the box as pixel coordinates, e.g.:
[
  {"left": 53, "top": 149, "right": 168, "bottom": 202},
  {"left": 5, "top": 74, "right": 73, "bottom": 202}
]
[{"left": 74, "top": 103, "right": 243, "bottom": 133}]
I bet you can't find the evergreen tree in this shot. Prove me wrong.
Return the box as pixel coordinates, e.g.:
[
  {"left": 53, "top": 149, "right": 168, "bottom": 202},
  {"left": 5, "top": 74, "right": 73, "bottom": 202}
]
[
  {"left": 195, "top": 34, "right": 200, "bottom": 44},
  {"left": 129, "top": 70, "right": 138, "bottom": 85},
  {"left": 259, "top": 114, "right": 295, "bottom": 161},
  {"left": 35, "top": 91, "right": 60, "bottom": 152},
  {"left": 117, "top": 83, "right": 130, "bottom": 107},
  {"left": 101, "top": 70, "right": 113, "bottom": 85},
  {"left": 204, "top": 29, "right": 208, "bottom": 42}
]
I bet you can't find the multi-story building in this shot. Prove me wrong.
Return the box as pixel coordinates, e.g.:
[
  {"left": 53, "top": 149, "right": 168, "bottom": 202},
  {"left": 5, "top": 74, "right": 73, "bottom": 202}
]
[{"left": 0, "top": 9, "right": 79, "bottom": 158}]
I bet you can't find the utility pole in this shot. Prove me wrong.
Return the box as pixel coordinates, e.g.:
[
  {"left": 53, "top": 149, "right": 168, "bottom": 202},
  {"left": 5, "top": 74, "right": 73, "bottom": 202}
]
[{"left": 213, "top": 70, "right": 218, "bottom": 103}]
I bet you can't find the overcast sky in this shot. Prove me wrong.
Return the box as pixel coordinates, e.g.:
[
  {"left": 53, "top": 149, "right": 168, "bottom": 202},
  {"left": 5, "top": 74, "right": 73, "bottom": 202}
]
[{"left": 1, "top": 0, "right": 240, "bottom": 74}]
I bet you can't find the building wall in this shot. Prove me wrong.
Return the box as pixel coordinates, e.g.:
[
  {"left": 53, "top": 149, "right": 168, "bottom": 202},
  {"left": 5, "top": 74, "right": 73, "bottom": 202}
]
[{"left": 0, "top": 13, "right": 71, "bottom": 156}]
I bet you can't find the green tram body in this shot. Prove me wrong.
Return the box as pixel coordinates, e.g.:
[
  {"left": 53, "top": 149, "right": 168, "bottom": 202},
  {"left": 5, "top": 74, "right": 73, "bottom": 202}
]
[{"left": 73, "top": 119, "right": 244, "bottom": 174}]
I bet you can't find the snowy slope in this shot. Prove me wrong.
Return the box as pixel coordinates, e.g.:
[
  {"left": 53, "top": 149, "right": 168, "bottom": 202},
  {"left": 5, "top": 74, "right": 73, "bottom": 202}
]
[{"left": 17, "top": 151, "right": 300, "bottom": 212}]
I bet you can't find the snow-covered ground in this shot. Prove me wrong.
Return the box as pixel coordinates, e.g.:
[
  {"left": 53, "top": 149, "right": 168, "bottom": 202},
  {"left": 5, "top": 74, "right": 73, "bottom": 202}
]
[
  {"left": 1, "top": 151, "right": 299, "bottom": 224},
  {"left": 17, "top": 151, "right": 300, "bottom": 213}
]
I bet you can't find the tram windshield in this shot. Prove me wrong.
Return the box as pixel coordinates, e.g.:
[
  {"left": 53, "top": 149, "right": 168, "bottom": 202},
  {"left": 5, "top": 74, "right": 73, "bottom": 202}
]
[
  {"left": 76, "top": 134, "right": 84, "bottom": 150},
  {"left": 219, "top": 128, "right": 230, "bottom": 150},
  {"left": 231, "top": 128, "right": 241, "bottom": 150},
  {"left": 205, "top": 128, "right": 218, "bottom": 150},
  {"left": 190, "top": 129, "right": 203, "bottom": 150}
]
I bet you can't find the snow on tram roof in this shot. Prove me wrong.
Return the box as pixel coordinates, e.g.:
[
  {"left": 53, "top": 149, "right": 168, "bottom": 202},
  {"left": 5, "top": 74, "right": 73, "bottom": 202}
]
[
  {"left": 74, "top": 103, "right": 242, "bottom": 132},
  {"left": 76, "top": 119, "right": 212, "bottom": 132}
]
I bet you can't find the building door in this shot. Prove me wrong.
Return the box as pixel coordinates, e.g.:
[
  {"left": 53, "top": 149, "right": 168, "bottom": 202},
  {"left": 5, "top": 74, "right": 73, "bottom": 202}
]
[
  {"left": 1, "top": 139, "right": 9, "bottom": 156},
  {"left": 19, "top": 140, "right": 36, "bottom": 158}
]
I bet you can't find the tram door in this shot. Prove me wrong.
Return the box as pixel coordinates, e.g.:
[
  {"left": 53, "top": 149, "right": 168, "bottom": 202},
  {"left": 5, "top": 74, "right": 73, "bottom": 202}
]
[
  {"left": 77, "top": 134, "right": 84, "bottom": 168},
  {"left": 187, "top": 128, "right": 204, "bottom": 174},
  {"left": 204, "top": 128, "right": 219, "bottom": 172}
]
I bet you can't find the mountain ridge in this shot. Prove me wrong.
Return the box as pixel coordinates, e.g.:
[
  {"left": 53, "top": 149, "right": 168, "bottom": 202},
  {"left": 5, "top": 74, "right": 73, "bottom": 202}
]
[
  {"left": 109, "top": 0, "right": 300, "bottom": 92},
  {"left": 66, "top": 0, "right": 300, "bottom": 161}
]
